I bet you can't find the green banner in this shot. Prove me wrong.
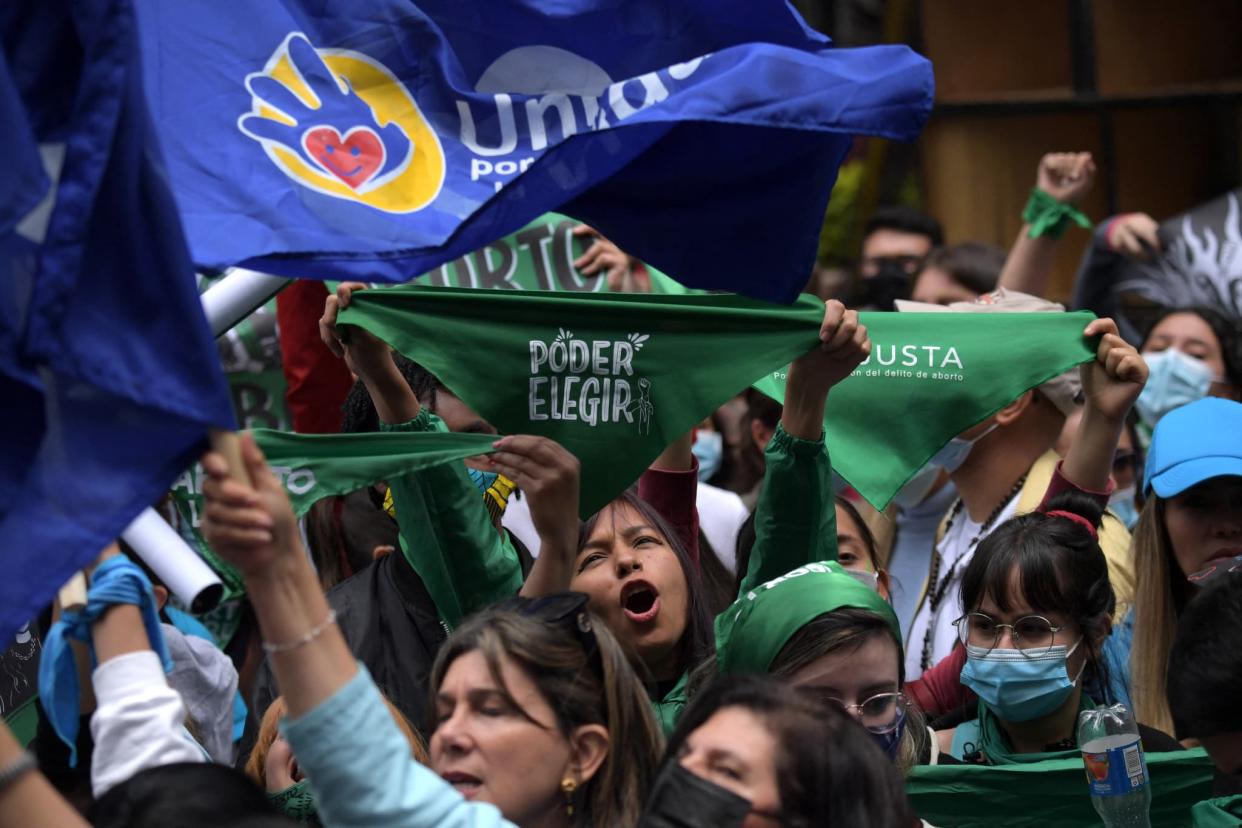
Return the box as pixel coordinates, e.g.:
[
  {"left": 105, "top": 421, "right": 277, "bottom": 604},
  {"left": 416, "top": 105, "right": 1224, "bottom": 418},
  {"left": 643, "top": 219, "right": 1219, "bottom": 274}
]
[
  {"left": 413, "top": 212, "right": 697, "bottom": 295},
  {"left": 907, "top": 748, "right": 1215, "bottom": 828},
  {"left": 338, "top": 286, "right": 1096, "bottom": 515}
]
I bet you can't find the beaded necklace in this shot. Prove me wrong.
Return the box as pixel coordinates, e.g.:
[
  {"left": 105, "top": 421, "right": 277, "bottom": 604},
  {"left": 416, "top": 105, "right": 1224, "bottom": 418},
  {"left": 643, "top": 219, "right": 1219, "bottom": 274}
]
[{"left": 919, "top": 473, "right": 1028, "bottom": 671}]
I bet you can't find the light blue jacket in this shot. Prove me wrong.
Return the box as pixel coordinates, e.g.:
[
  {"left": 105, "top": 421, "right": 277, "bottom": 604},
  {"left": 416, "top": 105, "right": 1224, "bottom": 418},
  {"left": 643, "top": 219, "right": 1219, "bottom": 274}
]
[{"left": 283, "top": 664, "right": 518, "bottom": 828}]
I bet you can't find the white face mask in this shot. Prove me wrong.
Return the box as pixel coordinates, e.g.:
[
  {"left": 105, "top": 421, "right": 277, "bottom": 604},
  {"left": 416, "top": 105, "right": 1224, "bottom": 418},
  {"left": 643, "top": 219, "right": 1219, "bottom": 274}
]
[
  {"left": 892, "top": 462, "right": 942, "bottom": 509},
  {"left": 929, "top": 422, "right": 999, "bottom": 473},
  {"left": 1135, "top": 348, "right": 1219, "bottom": 428}
]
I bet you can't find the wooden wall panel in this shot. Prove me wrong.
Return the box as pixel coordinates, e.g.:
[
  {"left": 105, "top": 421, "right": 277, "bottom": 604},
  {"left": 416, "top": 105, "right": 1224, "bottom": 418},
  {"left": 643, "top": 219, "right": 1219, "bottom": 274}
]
[
  {"left": 920, "top": 113, "right": 1106, "bottom": 302},
  {"left": 1093, "top": 0, "right": 1242, "bottom": 95},
  {"left": 1111, "top": 106, "right": 1227, "bottom": 219},
  {"left": 920, "top": 0, "right": 1072, "bottom": 102}
]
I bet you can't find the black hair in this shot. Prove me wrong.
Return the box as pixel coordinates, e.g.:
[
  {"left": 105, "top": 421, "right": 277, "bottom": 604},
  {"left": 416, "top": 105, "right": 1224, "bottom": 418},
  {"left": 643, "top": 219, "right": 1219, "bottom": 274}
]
[
  {"left": 863, "top": 205, "right": 945, "bottom": 248},
  {"left": 340, "top": 353, "right": 442, "bottom": 434},
  {"left": 919, "top": 242, "right": 1007, "bottom": 295},
  {"left": 660, "top": 674, "right": 916, "bottom": 828},
  {"left": 1167, "top": 570, "right": 1242, "bottom": 741},
  {"left": 834, "top": 495, "right": 881, "bottom": 569},
  {"left": 579, "top": 490, "right": 716, "bottom": 680},
  {"left": 1140, "top": 305, "right": 1242, "bottom": 392},
  {"left": 961, "top": 490, "right": 1116, "bottom": 692},
  {"left": 89, "top": 762, "right": 293, "bottom": 828},
  {"left": 734, "top": 496, "right": 873, "bottom": 596},
  {"left": 743, "top": 387, "right": 782, "bottom": 432}
]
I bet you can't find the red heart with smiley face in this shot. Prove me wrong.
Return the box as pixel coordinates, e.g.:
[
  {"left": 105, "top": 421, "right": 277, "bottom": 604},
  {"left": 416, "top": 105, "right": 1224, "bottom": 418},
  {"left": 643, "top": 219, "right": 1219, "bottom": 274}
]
[{"left": 302, "top": 126, "right": 384, "bottom": 189}]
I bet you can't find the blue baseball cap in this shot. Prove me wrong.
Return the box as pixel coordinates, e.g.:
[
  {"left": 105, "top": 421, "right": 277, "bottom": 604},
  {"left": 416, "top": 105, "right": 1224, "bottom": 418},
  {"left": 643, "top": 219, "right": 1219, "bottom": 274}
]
[{"left": 1145, "top": 397, "right": 1242, "bottom": 498}]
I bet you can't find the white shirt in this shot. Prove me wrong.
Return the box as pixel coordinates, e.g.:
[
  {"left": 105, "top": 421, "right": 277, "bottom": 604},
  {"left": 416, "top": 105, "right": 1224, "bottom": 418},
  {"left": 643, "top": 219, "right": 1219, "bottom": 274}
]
[
  {"left": 90, "top": 650, "right": 208, "bottom": 797},
  {"left": 904, "top": 491, "right": 1020, "bottom": 681},
  {"left": 696, "top": 483, "right": 749, "bottom": 573}
]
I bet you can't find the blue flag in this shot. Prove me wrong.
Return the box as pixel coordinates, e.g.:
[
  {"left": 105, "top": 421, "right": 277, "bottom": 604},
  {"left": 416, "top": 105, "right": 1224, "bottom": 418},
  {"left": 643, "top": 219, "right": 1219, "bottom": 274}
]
[
  {"left": 133, "top": 0, "right": 932, "bottom": 302},
  {"left": 0, "top": 0, "right": 235, "bottom": 646}
]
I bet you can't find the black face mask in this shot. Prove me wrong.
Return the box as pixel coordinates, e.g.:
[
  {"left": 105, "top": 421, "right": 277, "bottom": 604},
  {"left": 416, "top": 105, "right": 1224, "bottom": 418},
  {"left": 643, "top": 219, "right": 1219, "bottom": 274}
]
[
  {"left": 850, "top": 259, "right": 913, "bottom": 311},
  {"left": 638, "top": 762, "right": 753, "bottom": 828}
]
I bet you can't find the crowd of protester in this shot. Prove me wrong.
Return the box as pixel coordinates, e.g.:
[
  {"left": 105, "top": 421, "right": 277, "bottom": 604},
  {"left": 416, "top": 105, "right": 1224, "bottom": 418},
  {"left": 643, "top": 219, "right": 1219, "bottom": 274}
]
[{"left": 2, "top": 148, "right": 1241, "bottom": 828}]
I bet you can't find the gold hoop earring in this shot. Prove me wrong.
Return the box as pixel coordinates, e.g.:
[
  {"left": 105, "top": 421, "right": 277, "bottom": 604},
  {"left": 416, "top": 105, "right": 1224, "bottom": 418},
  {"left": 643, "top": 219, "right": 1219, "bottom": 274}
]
[{"left": 561, "top": 777, "right": 577, "bottom": 819}]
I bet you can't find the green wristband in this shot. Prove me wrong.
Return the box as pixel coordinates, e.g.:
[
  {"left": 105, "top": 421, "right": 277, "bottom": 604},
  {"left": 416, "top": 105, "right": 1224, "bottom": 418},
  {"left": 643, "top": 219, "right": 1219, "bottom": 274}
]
[{"left": 1022, "top": 187, "right": 1092, "bottom": 240}]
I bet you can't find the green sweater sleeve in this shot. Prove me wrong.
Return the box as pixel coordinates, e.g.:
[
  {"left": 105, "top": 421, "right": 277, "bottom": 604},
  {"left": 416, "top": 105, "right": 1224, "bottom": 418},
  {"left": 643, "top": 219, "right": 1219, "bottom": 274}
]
[
  {"left": 737, "top": 423, "right": 838, "bottom": 596},
  {"left": 381, "top": 411, "right": 523, "bottom": 629}
]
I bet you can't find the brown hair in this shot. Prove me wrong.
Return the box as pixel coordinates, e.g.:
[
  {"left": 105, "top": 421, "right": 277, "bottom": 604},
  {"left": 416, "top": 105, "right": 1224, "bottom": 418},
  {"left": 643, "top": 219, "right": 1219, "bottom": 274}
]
[
  {"left": 245, "top": 693, "right": 428, "bottom": 786},
  {"left": 429, "top": 606, "right": 662, "bottom": 827},
  {"left": 1129, "top": 500, "right": 1193, "bottom": 735}
]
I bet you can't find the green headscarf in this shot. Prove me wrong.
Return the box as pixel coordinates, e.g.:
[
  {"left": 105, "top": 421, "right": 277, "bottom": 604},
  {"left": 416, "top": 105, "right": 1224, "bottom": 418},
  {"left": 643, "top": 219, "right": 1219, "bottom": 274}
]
[
  {"left": 973, "top": 693, "right": 1096, "bottom": 765},
  {"left": 714, "top": 561, "right": 902, "bottom": 676}
]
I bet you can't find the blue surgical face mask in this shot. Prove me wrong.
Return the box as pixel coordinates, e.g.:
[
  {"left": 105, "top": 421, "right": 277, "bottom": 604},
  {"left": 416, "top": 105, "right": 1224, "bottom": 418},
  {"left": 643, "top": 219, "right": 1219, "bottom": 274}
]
[
  {"left": 960, "top": 639, "right": 1084, "bottom": 723},
  {"left": 692, "top": 431, "right": 723, "bottom": 482},
  {"left": 869, "top": 707, "right": 908, "bottom": 761},
  {"left": 1135, "top": 349, "right": 1217, "bottom": 428},
  {"left": 929, "top": 422, "right": 999, "bottom": 473},
  {"left": 1108, "top": 484, "right": 1139, "bottom": 530},
  {"left": 467, "top": 466, "right": 499, "bottom": 494},
  {"left": 892, "top": 462, "right": 942, "bottom": 509}
]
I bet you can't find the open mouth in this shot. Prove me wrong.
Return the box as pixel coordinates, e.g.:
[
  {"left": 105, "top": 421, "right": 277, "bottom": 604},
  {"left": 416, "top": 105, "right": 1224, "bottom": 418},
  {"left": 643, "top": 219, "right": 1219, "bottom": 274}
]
[
  {"left": 441, "top": 771, "right": 482, "bottom": 798},
  {"left": 621, "top": 579, "right": 661, "bottom": 624}
]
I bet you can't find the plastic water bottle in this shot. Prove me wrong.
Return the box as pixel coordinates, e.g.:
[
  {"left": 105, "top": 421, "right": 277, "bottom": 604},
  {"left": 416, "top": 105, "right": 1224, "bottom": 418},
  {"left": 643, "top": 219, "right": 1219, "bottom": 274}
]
[{"left": 1078, "top": 704, "right": 1152, "bottom": 827}]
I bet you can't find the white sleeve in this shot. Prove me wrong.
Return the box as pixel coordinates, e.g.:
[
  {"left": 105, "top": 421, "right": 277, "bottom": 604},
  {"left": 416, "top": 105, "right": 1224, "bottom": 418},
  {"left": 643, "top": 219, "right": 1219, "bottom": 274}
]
[{"left": 89, "top": 650, "right": 208, "bottom": 798}]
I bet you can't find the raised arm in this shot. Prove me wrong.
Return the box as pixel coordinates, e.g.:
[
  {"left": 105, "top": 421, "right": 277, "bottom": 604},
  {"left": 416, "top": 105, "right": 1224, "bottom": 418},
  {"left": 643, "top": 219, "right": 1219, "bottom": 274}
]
[
  {"left": 739, "top": 300, "right": 871, "bottom": 595},
  {"left": 1058, "top": 318, "right": 1148, "bottom": 493},
  {"left": 201, "top": 437, "right": 516, "bottom": 828},
  {"left": 997, "top": 152, "right": 1096, "bottom": 298},
  {"left": 321, "top": 283, "right": 523, "bottom": 628}
]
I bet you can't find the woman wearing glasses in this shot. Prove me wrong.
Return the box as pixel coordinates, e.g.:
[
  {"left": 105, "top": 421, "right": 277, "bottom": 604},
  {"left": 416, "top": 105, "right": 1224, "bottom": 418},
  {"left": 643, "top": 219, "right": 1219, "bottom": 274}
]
[
  {"left": 711, "top": 560, "right": 929, "bottom": 772},
  {"left": 935, "top": 490, "right": 1179, "bottom": 764}
]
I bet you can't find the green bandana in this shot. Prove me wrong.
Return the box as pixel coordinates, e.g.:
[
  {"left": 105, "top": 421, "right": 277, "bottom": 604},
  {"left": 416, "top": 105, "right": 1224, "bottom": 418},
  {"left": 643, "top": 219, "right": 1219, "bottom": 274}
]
[
  {"left": 1192, "top": 795, "right": 1242, "bottom": 827},
  {"left": 974, "top": 693, "right": 1095, "bottom": 766},
  {"left": 748, "top": 311, "right": 1096, "bottom": 509},
  {"left": 267, "top": 780, "right": 321, "bottom": 825},
  {"left": 1022, "top": 187, "right": 1092, "bottom": 240},
  {"left": 907, "top": 747, "right": 1214, "bottom": 828},
  {"left": 340, "top": 287, "right": 827, "bottom": 515},
  {"left": 171, "top": 429, "right": 497, "bottom": 522},
  {"left": 714, "top": 561, "right": 901, "bottom": 675},
  {"left": 169, "top": 428, "right": 498, "bottom": 596},
  {"left": 338, "top": 286, "right": 1096, "bottom": 514}
]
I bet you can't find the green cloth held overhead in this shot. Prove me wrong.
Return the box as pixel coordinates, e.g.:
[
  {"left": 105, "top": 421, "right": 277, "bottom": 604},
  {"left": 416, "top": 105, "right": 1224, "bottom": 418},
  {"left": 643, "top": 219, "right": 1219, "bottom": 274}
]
[
  {"left": 753, "top": 309, "right": 1097, "bottom": 509},
  {"left": 338, "top": 286, "right": 1097, "bottom": 514},
  {"left": 247, "top": 429, "right": 498, "bottom": 518},
  {"left": 907, "top": 747, "right": 1215, "bottom": 828},
  {"left": 172, "top": 429, "right": 498, "bottom": 521},
  {"left": 715, "top": 560, "right": 900, "bottom": 676}
]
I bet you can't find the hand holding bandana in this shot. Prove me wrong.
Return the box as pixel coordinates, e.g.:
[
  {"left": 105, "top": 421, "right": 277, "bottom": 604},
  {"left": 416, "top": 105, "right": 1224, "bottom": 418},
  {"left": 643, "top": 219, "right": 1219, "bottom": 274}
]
[{"left": 338, "top": 286, "right": 1097, "bottom": 513}]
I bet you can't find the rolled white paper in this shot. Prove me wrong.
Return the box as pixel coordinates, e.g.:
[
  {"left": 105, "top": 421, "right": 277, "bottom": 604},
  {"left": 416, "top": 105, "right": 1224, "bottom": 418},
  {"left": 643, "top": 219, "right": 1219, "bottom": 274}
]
[
  {"left": 121, "top": 508, "right": 224, "bottom": 613},
  {"left": 200, "top": 267, "right": 290, "bottom": 338}
]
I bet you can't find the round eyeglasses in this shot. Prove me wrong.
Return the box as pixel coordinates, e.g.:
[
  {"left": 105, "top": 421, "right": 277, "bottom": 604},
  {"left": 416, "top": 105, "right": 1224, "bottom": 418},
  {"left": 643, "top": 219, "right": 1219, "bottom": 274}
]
[
  {"left": 823, "top": 692, "right": 909, "bottom": 734},
  {"left": 954, "top": 612, "right": 1065, "bottom": 657}
]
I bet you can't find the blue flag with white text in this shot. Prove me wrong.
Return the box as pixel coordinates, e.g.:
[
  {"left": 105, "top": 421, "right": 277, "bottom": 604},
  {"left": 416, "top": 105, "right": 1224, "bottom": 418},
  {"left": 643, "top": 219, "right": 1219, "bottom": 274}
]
[
  {"left": 133, "top": 0, "right": 933, "bottom": 302},
  {"left": 0, "top": 0, "right": 235, "bottom": 646}
]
